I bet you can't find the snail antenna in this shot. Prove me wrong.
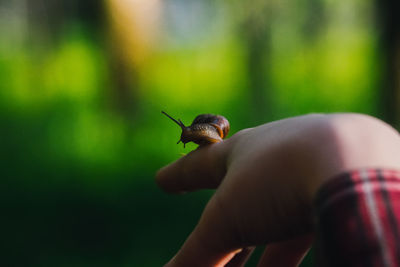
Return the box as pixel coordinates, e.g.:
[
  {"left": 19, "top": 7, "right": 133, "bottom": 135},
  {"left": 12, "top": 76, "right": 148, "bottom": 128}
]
[{"left": 161, "top": 111, "right": 185, "bottom": 128}]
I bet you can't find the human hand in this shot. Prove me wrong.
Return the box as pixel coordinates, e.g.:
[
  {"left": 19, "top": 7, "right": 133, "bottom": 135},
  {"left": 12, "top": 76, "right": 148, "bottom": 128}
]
[{"left": 156, "top": 113, "right": 400, "bottom": 266}]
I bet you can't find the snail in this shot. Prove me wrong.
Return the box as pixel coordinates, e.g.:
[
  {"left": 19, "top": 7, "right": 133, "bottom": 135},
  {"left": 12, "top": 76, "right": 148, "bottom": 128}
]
[{"left": 161, "top": 111, "right": 230, "bottom": 148}]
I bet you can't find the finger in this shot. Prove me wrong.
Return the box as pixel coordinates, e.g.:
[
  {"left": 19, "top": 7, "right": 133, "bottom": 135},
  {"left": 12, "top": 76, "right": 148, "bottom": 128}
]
[
  {"left": 225, "top": 247, "right": 255, "bottom": 267},
  {"left": 165, "top": 194, "right": 241, "bottom": 266},
  {"left": 156, "top": 141, "right": 229, "bottom": 193},
  {"left": 257, "top": 234, "right": 314, "bottom": 267}
]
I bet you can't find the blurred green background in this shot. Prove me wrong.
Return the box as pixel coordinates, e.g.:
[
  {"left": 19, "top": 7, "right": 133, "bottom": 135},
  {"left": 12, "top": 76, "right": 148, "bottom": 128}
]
[{"left": 1, "top": 0, "right": 399, "bottom": 266}]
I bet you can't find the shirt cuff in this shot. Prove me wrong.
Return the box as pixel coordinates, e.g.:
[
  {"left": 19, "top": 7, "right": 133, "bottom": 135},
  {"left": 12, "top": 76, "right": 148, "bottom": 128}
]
[{"left": 314, "top": 169, "right": 400, "bottom": 267}]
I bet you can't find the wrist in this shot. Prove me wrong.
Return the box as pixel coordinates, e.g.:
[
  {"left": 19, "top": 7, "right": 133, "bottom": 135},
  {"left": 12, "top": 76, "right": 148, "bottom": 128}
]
[{"left": 304, "top": 113, "right": 400, "bottom": 203}]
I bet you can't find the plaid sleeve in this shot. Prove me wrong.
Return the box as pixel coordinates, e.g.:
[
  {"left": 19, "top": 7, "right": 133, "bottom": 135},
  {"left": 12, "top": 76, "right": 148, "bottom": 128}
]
[{"left": 314, "top": 169, "right": 400, "bottom": 267}]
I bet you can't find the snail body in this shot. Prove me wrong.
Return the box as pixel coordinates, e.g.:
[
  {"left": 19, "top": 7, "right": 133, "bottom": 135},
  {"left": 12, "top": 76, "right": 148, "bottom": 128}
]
[{"left": 162, "top": 111, "right": 230, "bottom": 147}]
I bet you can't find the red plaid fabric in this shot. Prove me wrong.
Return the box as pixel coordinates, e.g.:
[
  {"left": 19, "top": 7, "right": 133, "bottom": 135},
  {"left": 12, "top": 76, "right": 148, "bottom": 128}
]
[{"left": 314, "top": 169, "right": 400, "bottom": 267}]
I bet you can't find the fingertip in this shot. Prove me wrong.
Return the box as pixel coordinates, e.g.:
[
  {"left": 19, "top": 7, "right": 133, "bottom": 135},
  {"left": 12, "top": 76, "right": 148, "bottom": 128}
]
[
  {"left": 155, "top": 141, "right": 230, "bottom": 193},
  {"left": 226, "top": 247, "right": 255, "bottom": 267},
  {"left": 155, "top": 164, "right": 183, "bottom": 194},
  {"left": 155, "top": 165, "right": 167, "bottom": 189}
]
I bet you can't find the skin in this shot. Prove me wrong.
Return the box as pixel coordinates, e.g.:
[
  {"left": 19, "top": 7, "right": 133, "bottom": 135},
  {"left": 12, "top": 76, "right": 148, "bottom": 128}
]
[{"left": 156, "top": 113, "right": 400, "bottom": 267}]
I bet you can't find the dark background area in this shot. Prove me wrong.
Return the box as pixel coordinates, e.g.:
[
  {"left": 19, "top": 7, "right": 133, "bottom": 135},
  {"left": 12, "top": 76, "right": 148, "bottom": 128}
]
[{"left": 0, "top": 0, "right": 399, "bottom": 266}]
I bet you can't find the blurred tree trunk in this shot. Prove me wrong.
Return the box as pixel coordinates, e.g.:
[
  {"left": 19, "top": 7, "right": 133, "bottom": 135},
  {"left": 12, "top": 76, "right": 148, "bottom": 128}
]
[
  {"left": 243, "top": 21, "right": 272, "bottom": 124},
  {"left": 106, "top": 46, "right": 138, "bottom": 119},
  {"left": 105, "top": 0, "right": 137, "bottom": 119},
  {"left": 302, "top": 0, "right": 326, "bottom": 42},
  {"left": 239, "top": 1, "right": 275, "bottom": 125},
  {"left": 376, "top": 0, "right": 400, "bottom": 126},
  {"left": 105, "top": 0, "right": 161, "bottom": 119},
  {"left": 26, "top": 0, "right": 104, "bottom": 43}
]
